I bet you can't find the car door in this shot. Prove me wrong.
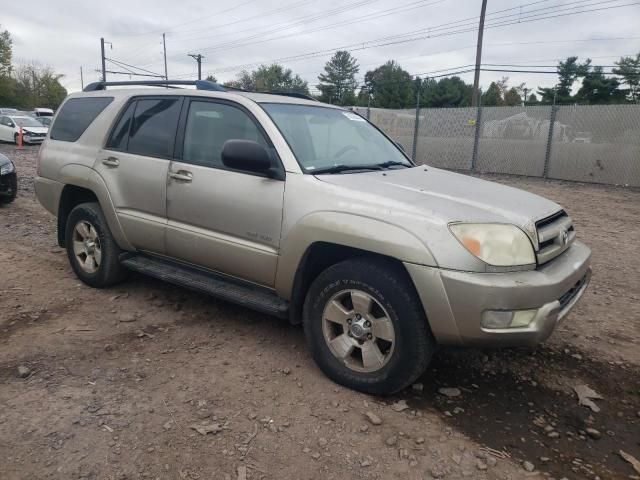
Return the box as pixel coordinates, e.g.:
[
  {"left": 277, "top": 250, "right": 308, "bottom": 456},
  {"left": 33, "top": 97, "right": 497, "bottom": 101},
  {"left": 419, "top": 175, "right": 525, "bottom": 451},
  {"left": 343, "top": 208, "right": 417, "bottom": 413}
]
[
  {"left": 165, "top": 98, "right": 285, "bottom": 288},
  {"left": 95, "top": 96, "right": 182, "bottom": 254},
  {"left": 0, "top": 116, "right": 12, "bottom": 141}
]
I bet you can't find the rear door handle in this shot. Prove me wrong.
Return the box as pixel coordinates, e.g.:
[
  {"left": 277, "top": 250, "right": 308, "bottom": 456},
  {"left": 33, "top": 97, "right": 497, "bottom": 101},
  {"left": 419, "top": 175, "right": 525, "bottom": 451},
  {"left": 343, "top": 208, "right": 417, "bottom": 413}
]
[
  {"left": 169, "top": 170, "right": 193, "bottom": 182},
  {"left": 102, "top": 156, "right": 120, "bottom": 167}
]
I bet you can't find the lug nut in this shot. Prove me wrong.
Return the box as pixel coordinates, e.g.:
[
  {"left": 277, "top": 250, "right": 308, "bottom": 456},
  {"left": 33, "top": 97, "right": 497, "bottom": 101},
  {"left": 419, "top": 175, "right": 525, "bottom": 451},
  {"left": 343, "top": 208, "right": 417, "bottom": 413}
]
[
  {"left": 347, "top": 318, "right": 352, "bottom": 324},
  {"left": 364, "top": 321, "right": 371, "bottom": 328},
  {"left": 356, "top": 314, "right": 361, "bottom": 320},
  {"left": 367, "top": 333, "right": 373, "bottom": 340}
]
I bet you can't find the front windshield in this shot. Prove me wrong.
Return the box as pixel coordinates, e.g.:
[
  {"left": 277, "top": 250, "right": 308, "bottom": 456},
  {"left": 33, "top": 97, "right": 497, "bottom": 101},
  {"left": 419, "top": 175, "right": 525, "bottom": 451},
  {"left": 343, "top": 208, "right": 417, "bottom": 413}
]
[
  {"left": 13, "top": 117, "right": 44, "bottom": 128},
  {"left": 261, "top": 103, "right": 412, "bottom": 173}
]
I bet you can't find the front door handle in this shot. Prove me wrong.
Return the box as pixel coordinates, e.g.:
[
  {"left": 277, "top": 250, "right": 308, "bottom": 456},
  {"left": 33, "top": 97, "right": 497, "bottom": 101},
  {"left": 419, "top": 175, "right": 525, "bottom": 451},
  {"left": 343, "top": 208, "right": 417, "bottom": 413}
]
[
  {"left": 101, "top": 156, "right": 120, "bottom": 167},
  {"left": 169, "top": 170, "right": 193, "bottom": 183}
]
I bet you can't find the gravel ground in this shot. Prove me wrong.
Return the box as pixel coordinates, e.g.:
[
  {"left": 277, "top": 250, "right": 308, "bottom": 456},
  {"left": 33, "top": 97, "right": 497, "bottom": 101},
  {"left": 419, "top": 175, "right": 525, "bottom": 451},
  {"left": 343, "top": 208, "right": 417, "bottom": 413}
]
[{"left": 1, "top": 143, "right": 639, "bottom": 480}]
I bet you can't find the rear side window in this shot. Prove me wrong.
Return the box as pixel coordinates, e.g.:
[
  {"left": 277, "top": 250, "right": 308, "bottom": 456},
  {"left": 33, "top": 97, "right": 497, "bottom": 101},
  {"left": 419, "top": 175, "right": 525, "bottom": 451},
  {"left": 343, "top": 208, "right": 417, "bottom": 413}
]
[
  {"left": 127, "top": 98, "right": 181, "bottom": 158},
  {"left": 106, "top": 102, "right": 135, "bottom": 151},
  {"left": 50, "top": 97, "right": 113, "bottom": 142}
]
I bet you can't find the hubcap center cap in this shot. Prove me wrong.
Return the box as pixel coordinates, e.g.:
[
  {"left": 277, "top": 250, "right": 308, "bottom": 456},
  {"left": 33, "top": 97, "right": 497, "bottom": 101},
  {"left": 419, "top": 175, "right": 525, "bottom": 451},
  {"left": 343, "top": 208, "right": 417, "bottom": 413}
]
[{"left": 349, "top": 318, "right": 371, "bottom": 340}]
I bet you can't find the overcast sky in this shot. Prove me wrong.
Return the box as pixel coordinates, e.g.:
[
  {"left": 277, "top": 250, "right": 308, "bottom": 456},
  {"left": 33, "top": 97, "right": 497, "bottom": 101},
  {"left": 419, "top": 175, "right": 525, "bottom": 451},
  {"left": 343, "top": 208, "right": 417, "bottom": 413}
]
[{"left": 3, "top": 0, "right": 640, "bottom": 96}]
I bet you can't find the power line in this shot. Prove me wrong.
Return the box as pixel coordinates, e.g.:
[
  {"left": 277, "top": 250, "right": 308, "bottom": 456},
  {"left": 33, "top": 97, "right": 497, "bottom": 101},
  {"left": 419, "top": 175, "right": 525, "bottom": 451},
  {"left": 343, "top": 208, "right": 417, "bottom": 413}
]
[{"left": 187, "top": 1, "right": 639, "bottom": 78}]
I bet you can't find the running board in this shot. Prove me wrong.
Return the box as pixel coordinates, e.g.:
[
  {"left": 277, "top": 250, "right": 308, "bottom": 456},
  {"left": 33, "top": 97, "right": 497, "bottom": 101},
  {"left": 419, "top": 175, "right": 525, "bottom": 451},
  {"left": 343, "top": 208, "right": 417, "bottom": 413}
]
[{"left": 120, "top": 254, "right": 289, "bottom": 319}]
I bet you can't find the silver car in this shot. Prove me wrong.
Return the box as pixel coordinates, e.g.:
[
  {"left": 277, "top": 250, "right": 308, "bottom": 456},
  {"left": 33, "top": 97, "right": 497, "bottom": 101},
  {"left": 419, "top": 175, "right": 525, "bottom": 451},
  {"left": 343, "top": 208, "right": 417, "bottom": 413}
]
[{"left": 34, "top": 80, "right": 591, "bottom": 395}]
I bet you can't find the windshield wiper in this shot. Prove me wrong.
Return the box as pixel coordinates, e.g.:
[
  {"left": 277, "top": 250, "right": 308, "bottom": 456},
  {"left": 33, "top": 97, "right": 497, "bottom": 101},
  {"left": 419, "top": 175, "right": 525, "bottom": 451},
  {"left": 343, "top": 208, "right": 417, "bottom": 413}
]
[
  {"left": 378, "top": 160, "right": 412, "bottom": 169},
  {"left": 310, "top": 164, "right": 384, "bottom": 174}
]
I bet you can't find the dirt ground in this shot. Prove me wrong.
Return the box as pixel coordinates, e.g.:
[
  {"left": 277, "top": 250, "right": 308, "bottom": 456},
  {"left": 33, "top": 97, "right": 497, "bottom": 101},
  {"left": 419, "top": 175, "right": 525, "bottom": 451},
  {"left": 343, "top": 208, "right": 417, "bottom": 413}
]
[{"left": 1, "top": 143, "right": 639, "bottom": 480}]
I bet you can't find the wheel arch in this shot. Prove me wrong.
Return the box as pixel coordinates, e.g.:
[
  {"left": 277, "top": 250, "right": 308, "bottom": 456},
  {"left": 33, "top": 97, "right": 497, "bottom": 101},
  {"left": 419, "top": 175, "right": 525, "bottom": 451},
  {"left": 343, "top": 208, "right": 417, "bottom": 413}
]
[
  {"left": 56, "top": 165, "right": 133, "bottom": 250},
  {"left": 277, "top": 212, "right": 437, "bottom": 324}
]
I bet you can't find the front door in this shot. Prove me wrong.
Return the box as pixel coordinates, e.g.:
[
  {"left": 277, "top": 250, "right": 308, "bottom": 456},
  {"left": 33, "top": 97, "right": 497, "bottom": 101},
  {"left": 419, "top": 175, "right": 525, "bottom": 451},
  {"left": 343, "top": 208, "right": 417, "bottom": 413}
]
[
  {"left": 165, "top": 98, "right": 285, "bottom": 287},
  {"left": 95, "top": 96, "right": 182, "bottom": 254}
]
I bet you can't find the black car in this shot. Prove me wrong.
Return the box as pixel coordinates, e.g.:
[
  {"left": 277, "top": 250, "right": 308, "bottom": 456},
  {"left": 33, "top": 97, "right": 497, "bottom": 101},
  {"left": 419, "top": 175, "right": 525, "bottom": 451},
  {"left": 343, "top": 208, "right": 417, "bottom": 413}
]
[{"left": 0, "top": 153, "right": 17, "bottom": 204}]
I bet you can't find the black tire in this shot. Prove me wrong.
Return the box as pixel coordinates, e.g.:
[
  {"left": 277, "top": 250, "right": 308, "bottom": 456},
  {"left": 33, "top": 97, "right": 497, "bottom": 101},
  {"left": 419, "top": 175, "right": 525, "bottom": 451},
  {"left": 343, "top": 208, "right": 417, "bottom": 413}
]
[
  {"left": 303, "top": 257, "right": 436, "bottom": 396},
  {"left": 0, "top": 194, "right": 16, "bottom": 204},
  {"left": 65, "top": 202, "right": 128, "bottom": 288}
]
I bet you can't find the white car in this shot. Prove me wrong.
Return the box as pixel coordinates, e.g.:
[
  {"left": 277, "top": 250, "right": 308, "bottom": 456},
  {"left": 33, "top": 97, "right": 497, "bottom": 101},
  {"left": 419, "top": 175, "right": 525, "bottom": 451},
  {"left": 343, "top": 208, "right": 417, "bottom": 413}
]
[{"left": 0, "top": 114, "right": 49, "bottom": 144}]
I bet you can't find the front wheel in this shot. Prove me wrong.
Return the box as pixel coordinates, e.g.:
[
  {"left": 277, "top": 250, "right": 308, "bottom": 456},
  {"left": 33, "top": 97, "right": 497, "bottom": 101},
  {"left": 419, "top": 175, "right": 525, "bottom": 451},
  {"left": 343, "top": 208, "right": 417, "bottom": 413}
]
[
  {"left": 65, "top": 202, "right": 128, "bottom": 288},
  {"left": 303, "top": 257, "right": 436, "bottom": 396}
]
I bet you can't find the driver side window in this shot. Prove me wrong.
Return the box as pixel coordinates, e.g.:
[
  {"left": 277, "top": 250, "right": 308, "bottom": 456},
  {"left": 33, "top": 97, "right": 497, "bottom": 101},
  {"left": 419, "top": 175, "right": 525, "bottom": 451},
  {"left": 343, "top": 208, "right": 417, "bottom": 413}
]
[{"left": 182, "top": 100, "right": 268, "bottom": 168}]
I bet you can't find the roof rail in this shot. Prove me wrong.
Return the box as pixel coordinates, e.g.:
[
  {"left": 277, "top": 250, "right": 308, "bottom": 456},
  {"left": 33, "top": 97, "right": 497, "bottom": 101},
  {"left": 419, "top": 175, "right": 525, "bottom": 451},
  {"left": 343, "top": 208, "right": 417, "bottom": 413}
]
[
  {"left": 82, "top": 80, "right": 226, "bottom": 92},
  {"left": 262, "top": 91, "right": 318, "bottom": 101}
]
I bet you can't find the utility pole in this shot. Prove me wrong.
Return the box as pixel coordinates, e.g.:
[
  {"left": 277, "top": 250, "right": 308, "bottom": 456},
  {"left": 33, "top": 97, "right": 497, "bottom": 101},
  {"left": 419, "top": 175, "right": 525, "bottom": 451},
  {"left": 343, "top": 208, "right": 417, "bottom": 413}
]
[
  {"left": 80, "top": 66, "right": 84, "bottom": 90},
  {"left": 523, "top": 87, "right": 529, "bottom": 105},
  {"left": 163, "top": 33, "right": 168, "bottom": 81},
  {"left": 412, "top": 77, "right": 422, "bottom": 162},
  {"left": 100, "top": 38, "right": 107, "bottom": 82},
  {"left": 471, "top": 0, "right": 488, "bottom": 107},
  {"left": 188, "top": 53, "right": 204, "bottom": 80}
]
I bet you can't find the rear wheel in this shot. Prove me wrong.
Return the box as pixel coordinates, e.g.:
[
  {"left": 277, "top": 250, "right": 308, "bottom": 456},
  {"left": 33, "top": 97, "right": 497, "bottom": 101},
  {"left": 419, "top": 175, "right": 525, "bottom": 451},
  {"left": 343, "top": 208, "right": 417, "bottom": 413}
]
[
  {"left": 303, "top": 257, "right": 436, "bottom": 396},
  {"left": 65, "top": 202, "right": 128, "bottom": 288}
]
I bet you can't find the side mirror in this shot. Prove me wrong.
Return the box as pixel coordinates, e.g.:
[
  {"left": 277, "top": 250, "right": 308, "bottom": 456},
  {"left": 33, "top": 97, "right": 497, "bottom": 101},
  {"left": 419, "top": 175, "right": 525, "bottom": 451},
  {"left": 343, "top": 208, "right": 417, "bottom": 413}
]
[
  {"left": 222, "top": 140, "right": 279, "bottom": 178},
  {"left": 8, "top": 122, "right": 15, "bottom": 128}
]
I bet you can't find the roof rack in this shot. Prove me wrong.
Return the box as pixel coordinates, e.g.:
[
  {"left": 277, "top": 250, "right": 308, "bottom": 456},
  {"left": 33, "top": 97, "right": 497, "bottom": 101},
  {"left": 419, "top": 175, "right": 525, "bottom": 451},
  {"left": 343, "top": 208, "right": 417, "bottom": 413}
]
[
  {"left": 82, "top": 80, "right": 226, "bottom": 92},
  {"left": 263, "top": 91, "right": 318, "bottom": 101}
]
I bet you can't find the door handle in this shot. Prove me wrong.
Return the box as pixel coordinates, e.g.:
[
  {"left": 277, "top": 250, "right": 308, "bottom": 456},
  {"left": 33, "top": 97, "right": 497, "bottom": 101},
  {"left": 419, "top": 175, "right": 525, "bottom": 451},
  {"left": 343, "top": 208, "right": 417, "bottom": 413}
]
[
  {"left": 169, "top": 170, "right": 193, "bottom": 182},
  {"left": 101, "top": 156, "right": 120, "bottom": 167}
]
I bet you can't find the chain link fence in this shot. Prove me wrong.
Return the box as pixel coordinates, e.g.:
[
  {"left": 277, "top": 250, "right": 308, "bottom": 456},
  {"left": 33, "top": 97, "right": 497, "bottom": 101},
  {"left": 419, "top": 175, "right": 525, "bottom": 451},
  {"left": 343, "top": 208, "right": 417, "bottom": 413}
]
[{"left": 355, "top": 104, "right": 640, "bottom": 187}]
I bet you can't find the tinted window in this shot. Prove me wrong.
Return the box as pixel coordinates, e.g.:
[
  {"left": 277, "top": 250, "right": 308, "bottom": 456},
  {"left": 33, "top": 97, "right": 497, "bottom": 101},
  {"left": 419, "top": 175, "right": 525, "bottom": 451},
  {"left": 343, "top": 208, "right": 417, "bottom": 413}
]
[
  {"left": 0, "top": 116, "right": 9, "bottom": 126},
  {"left": 182, "top": 101, "right": 267, "bottom": 167},
  {"left": 50, "top": 97, "right": 113, "bottom": 142},
  {"left": 127, "top": 98, "right": 181, "bottom": 158},
  {"left": 106, "top": 102, "right": 135, "bottom": 151}
]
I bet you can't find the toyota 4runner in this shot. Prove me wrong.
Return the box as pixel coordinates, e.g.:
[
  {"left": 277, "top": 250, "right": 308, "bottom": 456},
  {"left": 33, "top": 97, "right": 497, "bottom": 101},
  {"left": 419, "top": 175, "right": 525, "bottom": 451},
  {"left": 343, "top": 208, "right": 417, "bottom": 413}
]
[{"left": 35, "top": 80, "right": 591, "bottom": 395}]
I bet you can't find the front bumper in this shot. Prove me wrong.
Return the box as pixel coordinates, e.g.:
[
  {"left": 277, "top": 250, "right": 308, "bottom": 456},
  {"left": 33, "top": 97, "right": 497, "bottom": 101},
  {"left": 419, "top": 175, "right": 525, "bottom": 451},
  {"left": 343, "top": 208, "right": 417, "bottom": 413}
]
[{"left": 405, "top": 240, "right": 592, "bottom": 347}]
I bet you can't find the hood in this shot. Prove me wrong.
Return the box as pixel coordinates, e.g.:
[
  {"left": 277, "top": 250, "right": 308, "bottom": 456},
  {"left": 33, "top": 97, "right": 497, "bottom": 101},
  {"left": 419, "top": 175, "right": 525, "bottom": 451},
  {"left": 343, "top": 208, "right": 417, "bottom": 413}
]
[
  {"left": 315, "top": 166, "right": 562, "bottom": 237},
  {"left": 0, "top": 153, "right": 11, "bottom": 167},
  {"left": 22, "top": 127, "right": 48, "bottom": 134}
]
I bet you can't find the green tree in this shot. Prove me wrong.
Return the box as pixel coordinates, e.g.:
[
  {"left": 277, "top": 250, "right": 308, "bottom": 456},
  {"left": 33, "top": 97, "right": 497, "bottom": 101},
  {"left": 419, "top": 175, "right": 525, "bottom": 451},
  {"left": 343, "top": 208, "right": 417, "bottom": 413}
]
[
  {"left": 526, "top": 92, "right": 539, "bottom": 104},
  {"left": 205, "top": 75, "right": 218, "bottom": 83},
  {"left": 537, "top": 56, "right": 590, "bottom": 104},
  {"left": 612, "top": 53, "right": 640, "bottom": 103},
  {"left": 364, "top": 61, "right": 414, "bottom": 108},
  {"left": 482, "top": 82, "right": 503, "bottom": 106},
  {"left": 225, "top": 64, "right": 309, "bottom": 94},
  {"left": 317, "top": 50, "right": 359, "bottom": 105},
  {"left": 575, "top": 66, "right": 626, "bottom": 104},
  {"left": 503, "top": 87, "right": 522, "bottom": 106},
  {"left": 0, "top": 27, "right": 16, "bottom": 107},
  {"left": 421, "top": 76, "right": 472, "bottom": 107},
  {"left": 11, "top": 63, "right": 67, "bottom": 109}
]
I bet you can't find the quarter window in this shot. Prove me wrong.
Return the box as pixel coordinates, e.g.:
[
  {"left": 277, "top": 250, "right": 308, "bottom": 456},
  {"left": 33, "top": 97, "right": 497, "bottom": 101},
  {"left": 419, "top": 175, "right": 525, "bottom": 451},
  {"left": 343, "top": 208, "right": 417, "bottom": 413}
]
[
  {"left": 106, "top": 102, "right": 135, "bottom": 151},
  {"left": 182, "top": 101, "right": 267, "bottom": 167},
  {"left": 50, "top": 97, "right": 113, "bottom": 142},
  {"left": 127, "top": 98, "right": 181, "bottom": 159}
]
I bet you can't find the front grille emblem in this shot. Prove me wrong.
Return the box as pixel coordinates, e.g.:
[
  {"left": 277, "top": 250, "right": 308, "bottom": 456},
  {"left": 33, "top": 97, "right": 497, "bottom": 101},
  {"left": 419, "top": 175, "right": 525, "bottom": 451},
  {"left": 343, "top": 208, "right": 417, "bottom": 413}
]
[{"left": 561, "top": 229, "right": 569, "bottom": 246}]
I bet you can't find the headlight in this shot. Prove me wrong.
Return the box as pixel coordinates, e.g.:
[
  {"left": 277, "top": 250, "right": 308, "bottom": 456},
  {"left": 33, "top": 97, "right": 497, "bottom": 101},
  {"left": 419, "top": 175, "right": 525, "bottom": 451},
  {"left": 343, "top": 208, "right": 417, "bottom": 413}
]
[
  {"left": 0, "top": 161, "right": 15, "bottom": 175},
  {"left": 449, "top": 223, "right": 535, "bottom": 267}
]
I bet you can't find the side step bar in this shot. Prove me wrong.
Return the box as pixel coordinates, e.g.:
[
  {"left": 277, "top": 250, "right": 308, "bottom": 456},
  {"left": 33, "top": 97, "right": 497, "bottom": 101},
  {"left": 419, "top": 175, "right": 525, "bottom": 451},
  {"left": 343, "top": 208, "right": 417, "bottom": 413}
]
[{"left": 120, "top": 254, "right": 289, "bottom": 319}]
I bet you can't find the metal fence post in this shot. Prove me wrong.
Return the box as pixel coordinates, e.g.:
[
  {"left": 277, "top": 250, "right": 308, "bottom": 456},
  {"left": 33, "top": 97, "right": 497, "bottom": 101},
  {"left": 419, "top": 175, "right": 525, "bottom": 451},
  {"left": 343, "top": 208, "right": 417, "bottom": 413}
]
[
  {"left": 366, "top": 89, "right": 371, "bottom": 120},
  {"left": 412, "top": 78, "right": 421, "bottom": 162},
  {"left": 543, "top": 105, "right": 558, "bottom": 178},
  {"left": 471, "top": 90, "right": 483, "bottom": 171}
]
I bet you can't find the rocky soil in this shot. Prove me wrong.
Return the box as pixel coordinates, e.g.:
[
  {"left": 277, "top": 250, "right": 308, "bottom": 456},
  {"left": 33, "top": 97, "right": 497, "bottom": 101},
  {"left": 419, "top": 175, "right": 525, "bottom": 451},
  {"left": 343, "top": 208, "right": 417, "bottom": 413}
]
[{"left": 1, "top": 143, "right": 639, "bottom": 480}]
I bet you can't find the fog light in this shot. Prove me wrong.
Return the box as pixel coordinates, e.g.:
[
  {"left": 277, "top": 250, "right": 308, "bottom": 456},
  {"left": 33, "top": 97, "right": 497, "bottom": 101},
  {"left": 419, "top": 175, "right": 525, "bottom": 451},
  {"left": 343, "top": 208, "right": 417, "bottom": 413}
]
[{"left": 481, "top": 309, "right": 538, "bottom": 329}]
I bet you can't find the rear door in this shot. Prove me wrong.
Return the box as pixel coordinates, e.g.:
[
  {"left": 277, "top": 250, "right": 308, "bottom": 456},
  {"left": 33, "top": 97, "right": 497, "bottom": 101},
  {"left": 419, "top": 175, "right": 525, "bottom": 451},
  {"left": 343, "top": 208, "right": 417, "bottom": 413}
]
[
  {"left": 165, "top": 98, "right": 285, "bottom": 287},
  {"left": 96, "top": 96, "right": 182, "bottom": 254}
]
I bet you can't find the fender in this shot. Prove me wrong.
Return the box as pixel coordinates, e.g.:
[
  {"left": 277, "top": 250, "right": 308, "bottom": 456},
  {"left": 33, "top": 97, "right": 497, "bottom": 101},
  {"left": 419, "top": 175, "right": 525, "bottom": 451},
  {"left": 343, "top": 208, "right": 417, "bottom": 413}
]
[
  {"left": 274, "top": 211, "right": 437, "bottom": 299},
  {"left": 58, "top": 164, "right": 134, "bottom": 251}
]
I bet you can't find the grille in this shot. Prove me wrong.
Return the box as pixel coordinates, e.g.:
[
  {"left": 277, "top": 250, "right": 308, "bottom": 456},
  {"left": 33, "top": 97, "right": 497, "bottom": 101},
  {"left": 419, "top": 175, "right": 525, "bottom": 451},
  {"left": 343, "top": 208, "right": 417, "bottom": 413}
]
[{"left": 535, "top": 210, "right": 575, "bottom": 265}]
